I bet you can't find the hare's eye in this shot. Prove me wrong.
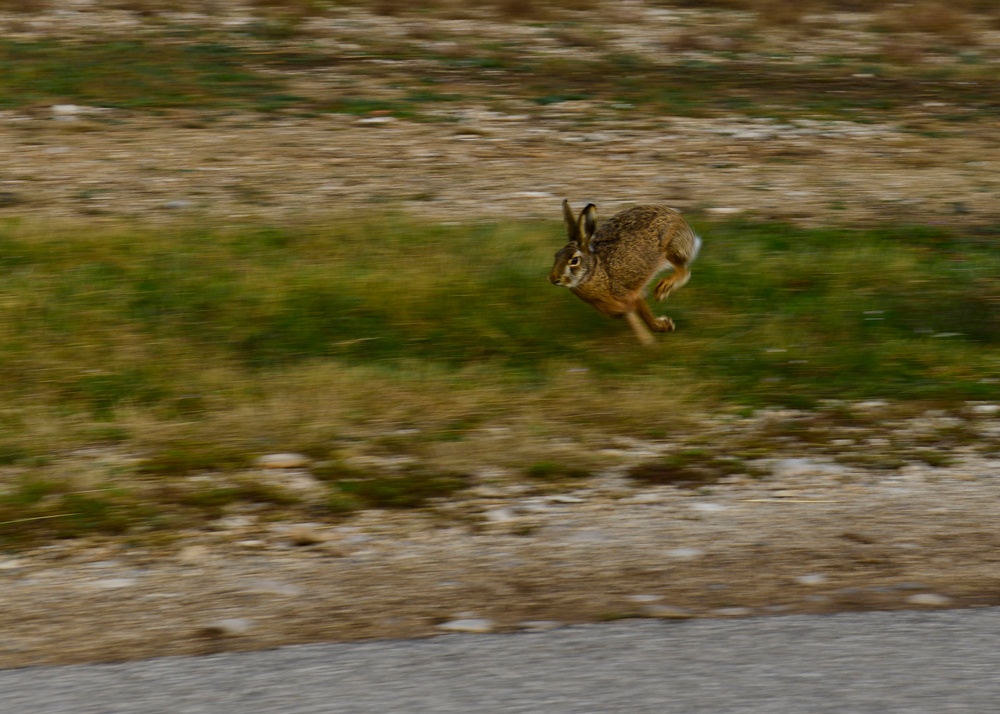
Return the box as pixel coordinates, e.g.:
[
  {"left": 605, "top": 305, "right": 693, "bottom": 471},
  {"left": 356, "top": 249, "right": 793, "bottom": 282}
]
[{"left": 569, "top": 256, "right": 581, "bottom": 267}]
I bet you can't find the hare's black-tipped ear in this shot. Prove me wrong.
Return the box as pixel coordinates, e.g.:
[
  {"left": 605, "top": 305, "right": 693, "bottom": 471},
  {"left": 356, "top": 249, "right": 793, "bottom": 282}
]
[
  {"left": 578, "top": 203, "right": 598, "bottom": 251},
  {"left": 562, "top": 199, "right": 577, "bottom": 242}
]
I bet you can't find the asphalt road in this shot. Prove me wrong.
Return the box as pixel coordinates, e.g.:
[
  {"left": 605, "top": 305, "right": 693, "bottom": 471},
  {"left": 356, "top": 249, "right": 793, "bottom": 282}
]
[{"left": 3, "top": 608, "right": 999, "bottom": 713}]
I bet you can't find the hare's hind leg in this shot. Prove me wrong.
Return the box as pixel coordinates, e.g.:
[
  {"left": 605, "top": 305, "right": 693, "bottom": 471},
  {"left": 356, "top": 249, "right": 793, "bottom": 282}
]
[{"left": 653, "top": 263, "right": 690, "bottom": 302}]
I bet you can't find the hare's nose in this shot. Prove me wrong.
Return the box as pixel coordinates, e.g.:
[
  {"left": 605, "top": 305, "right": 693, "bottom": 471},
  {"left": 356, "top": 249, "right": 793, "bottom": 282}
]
[{"left": 549, "top": 275, "right": 560, "bottom": 285}]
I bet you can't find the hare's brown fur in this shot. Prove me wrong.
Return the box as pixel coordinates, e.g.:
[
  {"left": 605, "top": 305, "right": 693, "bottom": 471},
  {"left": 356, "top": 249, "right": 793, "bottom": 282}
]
[{"left": 549, "top": 200, "right": 701, "bottom": 344}]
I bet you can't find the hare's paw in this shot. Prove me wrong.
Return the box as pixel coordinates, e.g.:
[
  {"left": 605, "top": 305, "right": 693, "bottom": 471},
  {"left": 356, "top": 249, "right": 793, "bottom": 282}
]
[
  {"left": 654, "top": 278, "right": 675, "bottom": 302},
  {"left": 652, "top": 316, "right": 675, "bottom": 333}
]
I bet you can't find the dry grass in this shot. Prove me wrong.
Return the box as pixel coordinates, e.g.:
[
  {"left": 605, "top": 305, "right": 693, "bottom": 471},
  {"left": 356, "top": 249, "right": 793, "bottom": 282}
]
[
  {"left": 874, "top": 1, "right": 976, "bottom": 44},
  {"left": 0, "top": 0, "right": 47, "bottom": 10}
]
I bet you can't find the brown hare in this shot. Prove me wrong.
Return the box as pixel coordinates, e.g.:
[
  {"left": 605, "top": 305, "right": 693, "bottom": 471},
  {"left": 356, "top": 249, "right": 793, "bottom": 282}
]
[{"left": 549, "top": 199, "right": 701, "bottom": 344}]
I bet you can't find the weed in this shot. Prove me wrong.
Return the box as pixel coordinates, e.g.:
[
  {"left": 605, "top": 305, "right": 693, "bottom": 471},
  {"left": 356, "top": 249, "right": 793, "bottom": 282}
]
[
  {"left": 526, "top": 461, "right": 592, "bottom": 481},
  {"left": 138, "top": 442, "right": 251, "bottom": 476},
  {"left": 629, "top": 450, "right": 753, "bottom": 487},
  {"left": 332, "top": 468, "right": 467, "bottom": 509}
]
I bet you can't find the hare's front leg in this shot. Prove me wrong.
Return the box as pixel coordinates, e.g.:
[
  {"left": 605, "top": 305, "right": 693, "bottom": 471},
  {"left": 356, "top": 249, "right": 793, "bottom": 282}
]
[{"left": 634, "top": 300, "right": 675, "bottom": 335}]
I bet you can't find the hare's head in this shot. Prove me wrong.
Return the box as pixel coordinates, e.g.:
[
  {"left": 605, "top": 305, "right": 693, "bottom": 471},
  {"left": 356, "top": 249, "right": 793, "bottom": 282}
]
[{"left": 549, "top": 200, "right": 598, "bottom": 288}]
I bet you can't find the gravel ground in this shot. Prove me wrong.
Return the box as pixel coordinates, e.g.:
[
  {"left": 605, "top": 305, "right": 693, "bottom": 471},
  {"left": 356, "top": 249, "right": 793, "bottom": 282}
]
[{"left": 3, "top": 430, "right": 1000, "bottom": 668}]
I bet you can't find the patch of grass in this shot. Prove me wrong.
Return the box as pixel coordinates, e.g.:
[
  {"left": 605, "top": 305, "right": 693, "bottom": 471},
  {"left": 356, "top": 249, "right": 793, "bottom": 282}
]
[
  {"left": 0, "top": 477, "right": 139, "bottom": 545},
  {"left": 0, "top": 40, "right": 293, "bottom": 111},
  {"left": 332, "top": 468, "right": 467, "bottom": 509},
  {"left": 526, "top": 461, "right": 592, "bottom": 481},
  {"left": 0, "top": 214, "right": 997, "bottom": 545},
  {"left": 629, "top": 449, "right": 753, "bottom": 487},
  {"left": 138, "top": 441, "right": 252, "bottom": 476}
]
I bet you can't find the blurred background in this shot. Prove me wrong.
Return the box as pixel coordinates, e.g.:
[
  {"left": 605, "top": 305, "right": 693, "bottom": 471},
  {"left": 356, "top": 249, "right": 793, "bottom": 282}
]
[{"left": 0, "top": 0, "right": 998, "bottom": 666}]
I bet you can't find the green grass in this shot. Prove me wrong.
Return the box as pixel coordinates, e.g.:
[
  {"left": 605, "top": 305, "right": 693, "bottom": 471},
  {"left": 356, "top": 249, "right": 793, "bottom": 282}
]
[
  {"left": 1, "top": 33, "right": 997, "bottom": 123},
  {"left": 0, "top": 214, "right": 998, "bottom": 546},
  {"left": 0, "top": 215, "right": 997, "bottom": 410},
  {"left": 0, "top": 39, "right": 296, "bottom": 111}
]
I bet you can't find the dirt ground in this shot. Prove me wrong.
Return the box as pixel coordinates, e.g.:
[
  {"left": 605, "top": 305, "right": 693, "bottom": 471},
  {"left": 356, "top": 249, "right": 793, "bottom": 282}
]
[{"left": 1, "top": 2, "right": 1000, "bottom": 668}]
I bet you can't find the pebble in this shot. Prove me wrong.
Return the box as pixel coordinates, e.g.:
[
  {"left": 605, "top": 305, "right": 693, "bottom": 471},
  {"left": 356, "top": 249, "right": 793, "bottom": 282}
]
[
  {"left": 201, "top": 618, "right": 253, "bottom": 637},
  {"left": 163, "top": 200, "right": 193, "bottom": 210},
  {"left": 640, "top": 604, "right": 695, "bottom": 619},
  {"left": 906, "top": 593, "right": 953, "bottom": 607},
  {"left": 854, "top": 400, "right": 888, "bottom": 410},
  {"left": 212, "top": 516, "right": 254, "bottom": 530},
  {"left": 970, "top": 404, "right": 999, "bottom": 415},
  {"left": 626, "top": 594, "right": 663, "bottom": 603},
  {"left": 795, "top": 574, "right": 828, "bottom": 586},
  {"left": 90, "top": 578, "right": 137, "bottom": 590},
  {"left": 283, "top": 525, "right": 329, "bottom": 546},
  {"left": 771, "top": 458, "right": 843, "bottom": 479},
  {"left": 51, "top": 104, "right": 81, "bottom": 119},
  {"left": 482, "top": 508, "right": 518, "bottom": 523},
  {"left": 546, "top": 495, "right": 585, "bottom": 504},
  {"left": 437, "top": 618, "right": 495, "bottom": 634},
  {"left": 256, "top": 453, "right": 311, "bottom": 469},
  {"left": 0, "top": 559, "right": 24, "bottom": 570},
  {"left": 690, "top": 502, "right": 727, "bottom": 513},
  {"left": 243, "top": 579, "right": 304, "bottom": 597},
  {"left": 176, "top": 545, "right": 210, "bottom": 564},
  {"left": 665, "top": 547, "right": 704, "bottom": 560},
  {"left": 626, "top": 493, "right": 666, "bottom": 504}
]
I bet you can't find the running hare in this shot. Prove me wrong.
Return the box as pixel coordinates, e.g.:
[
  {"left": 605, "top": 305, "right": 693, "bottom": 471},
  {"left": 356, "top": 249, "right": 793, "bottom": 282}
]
[{"left": 549, "top": 200, "right": 701, "bottom": 344}]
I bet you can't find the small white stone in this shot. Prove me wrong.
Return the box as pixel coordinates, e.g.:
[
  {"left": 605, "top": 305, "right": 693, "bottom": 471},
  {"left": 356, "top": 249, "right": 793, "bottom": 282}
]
[
  {"left": 707, "top": 207, "right": 742, "bottom": 215},
  {"left": 665, "top": 547, "right": 705, "bottom": 560},
  {"left": 626, "top": 594, "right": 663, "bottom": 603},
  {"left": 690, "top": 502, "right": 727, "bottom": 513},
  {"left": 356, "top": 116, "right": 396, "bottom": 125},
  {"left": 202, "top": 618, "right": 253, "bottom": 637},
  {"left": 906, "top": 593, "right": 953, "bottom": 607},
  {"left": 508, "top": 191, "right": 555, "bottom": 199},
  {"left": 51, "top": 104, "right": 81, "bottom": 117},
  {"left": 243, "top": 579, "right": 303, "bottom": 597},
  {"left": 437, "top": 618, "right": 495, "bottom": 634},
  {"left": 971, "top": 404, "right": 999, "bottom": 415},
  {"left": 176, "top": 545, "right": 210, "bottom": 564},
  {"left": 627, "top": 493, "right": 665, "bottom": 504},
  {"left": 482, "top": 508, "right": 517, "bottom": 523},
  {"left": 213, "top": 516, "right": 254, "bottom": 530},
  {"left": 546, "top": 495, "right": 584, "bottom": 504},
  {"left": 90, "top": 578, "right": 137, "bottom": 590},
  {"left": 256, "top": 453, "right": 311, "bottom": 469},
  {"left": 795, "top": 574, "right": 827, "bottom": 586},
  {"left": 0, "top": 559, "right": 23, "bottom": 570},
  {"left": 284, "top": 525, "right": 328, "bottom": 545}
]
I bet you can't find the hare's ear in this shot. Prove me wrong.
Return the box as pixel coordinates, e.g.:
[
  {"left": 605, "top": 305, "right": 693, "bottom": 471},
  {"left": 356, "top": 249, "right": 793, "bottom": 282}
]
[
  {"left": 562, "top": 199, "right": 577, "bottom": 243},
  {"left": 578, "top": 203, "right": 598, "bottom": 252}
]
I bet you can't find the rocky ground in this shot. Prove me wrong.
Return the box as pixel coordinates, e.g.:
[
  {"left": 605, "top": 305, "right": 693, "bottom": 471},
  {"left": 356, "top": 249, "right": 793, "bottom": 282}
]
[
  {"left": 1, "top": 1, "right": 999, "bottom": 668},
  {"left": 3, "top": 404, "right": 1000, "bottom": 668},
  {"left": 3, "top": 90, "right": 999, "bottom": 229}
]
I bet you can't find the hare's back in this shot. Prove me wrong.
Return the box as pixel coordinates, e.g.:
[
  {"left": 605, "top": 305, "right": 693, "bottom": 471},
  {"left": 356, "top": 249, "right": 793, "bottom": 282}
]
[{"left": 596, "top": 204, "right": 698, "bottom": 269}]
